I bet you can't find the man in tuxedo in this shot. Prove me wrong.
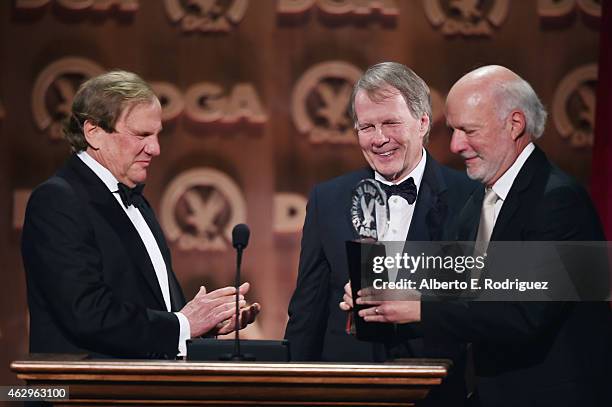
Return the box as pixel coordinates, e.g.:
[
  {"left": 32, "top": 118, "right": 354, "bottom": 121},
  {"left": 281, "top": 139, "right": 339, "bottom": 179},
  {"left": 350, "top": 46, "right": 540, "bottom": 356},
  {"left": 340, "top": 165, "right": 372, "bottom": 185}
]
[
  {"left": 349, "top": 65, "right": 612, "bottom": 406},
  {"left": 284, "top": 62, "right": 476, "bottom": 403},
  {"left": 22, "top": 70, "right": 259, "bottom": 359}
]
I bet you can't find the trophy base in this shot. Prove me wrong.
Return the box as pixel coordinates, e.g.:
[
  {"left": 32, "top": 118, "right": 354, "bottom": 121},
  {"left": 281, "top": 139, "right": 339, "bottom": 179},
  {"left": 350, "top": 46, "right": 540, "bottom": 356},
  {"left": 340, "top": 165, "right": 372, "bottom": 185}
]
[{"left": 345, "top": 239, "right": 395, "bottom": 342}]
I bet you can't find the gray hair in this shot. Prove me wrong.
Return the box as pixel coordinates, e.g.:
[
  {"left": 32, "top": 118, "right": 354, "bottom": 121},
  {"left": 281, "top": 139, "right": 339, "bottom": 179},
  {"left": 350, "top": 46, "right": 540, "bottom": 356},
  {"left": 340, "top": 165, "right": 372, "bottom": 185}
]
[
  {"left": 494, "top": 77, "right": 547, "bottom": 139},
  {"left": 349, "top": 62, "right": 433, "bottom": 143},
  {"left": 63, "top": 70, "right": 157, "bottom": 152}
]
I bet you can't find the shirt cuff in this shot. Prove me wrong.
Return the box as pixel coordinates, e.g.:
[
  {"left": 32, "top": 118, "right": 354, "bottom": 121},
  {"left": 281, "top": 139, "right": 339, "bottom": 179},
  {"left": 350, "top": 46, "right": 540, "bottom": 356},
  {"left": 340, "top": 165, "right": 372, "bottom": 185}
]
[{"left": 174, "top": 312, "right": 191, "bottom": 357}]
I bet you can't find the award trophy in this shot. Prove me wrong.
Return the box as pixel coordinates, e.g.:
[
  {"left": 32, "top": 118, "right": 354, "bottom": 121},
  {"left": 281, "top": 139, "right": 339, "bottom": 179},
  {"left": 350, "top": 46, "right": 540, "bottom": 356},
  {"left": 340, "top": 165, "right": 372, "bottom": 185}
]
[{"left": 345, "top": 179, "right": 394, "bottom": 341}]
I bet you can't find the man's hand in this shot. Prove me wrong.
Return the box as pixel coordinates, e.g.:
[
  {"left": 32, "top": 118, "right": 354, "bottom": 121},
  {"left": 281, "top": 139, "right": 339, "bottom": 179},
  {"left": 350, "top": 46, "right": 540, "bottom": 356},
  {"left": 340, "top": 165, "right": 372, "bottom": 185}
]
[
  {"left": 180, "top": 282, "right": 251, "bottom": 337},
  {"left": 356, "top": 286, "right": 421, "bottom": 323},
  {"left": 214, "top": 302, "right": 261, "bottom": 335},
  {"left": 357, "top": 300, "right": 421, "bottom": 323},
  {"left": 339, "top": 281, "right": 353, "bottom": 311}
]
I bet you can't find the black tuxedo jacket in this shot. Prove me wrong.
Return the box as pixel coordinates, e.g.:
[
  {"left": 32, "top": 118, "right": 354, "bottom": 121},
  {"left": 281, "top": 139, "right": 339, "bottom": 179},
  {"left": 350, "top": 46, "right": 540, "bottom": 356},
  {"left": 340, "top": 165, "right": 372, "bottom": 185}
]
[
  {"left": 285, "top": 151, "right": 475, "bottom": 374},
  {"left": 421, "top": 147, "right": 612, "bottom": 407},
  {"left": 22, "top": 155, "right": 186, "bottom": 359}
]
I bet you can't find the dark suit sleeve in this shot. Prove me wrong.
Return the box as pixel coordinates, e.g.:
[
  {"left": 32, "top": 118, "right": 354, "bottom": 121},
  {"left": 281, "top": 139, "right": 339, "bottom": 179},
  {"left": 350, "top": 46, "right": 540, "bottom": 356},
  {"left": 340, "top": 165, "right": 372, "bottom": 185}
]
[
  {"left": 22, "top": 179, "right": 180, "bottom": 358},
  {"left": 284, "top": 186, "right": 332, "bottom": 361},
  {"left": 421, "top": 184, "right": 602, "bottom": 345}
]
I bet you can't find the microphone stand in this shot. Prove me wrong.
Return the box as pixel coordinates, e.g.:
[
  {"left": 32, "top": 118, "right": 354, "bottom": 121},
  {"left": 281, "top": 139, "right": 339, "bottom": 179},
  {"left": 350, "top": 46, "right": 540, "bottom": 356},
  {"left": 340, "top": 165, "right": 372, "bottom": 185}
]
[{"left": 231, "top": 246, "right": 244, "bottom": 361}]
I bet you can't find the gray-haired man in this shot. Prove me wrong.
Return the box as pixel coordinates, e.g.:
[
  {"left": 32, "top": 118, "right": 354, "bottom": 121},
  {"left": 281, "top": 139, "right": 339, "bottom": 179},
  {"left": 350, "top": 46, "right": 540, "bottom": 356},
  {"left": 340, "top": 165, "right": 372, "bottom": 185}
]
[
  {"left": 22, "top": 70, "right": 259, "bottom": 359},
  {"left": 285, "top": 62, "right": 477, "bottom": 406}
]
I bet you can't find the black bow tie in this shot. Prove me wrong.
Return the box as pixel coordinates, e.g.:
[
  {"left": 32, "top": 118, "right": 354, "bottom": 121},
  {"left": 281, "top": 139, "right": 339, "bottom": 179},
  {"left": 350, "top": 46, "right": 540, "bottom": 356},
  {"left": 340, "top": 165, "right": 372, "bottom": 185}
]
[
  {"left": 115, "top": 183, "right": 145, "bottom": 208},
  {"left": 379, "top": 177, "right": 417, "bottom": 204}
]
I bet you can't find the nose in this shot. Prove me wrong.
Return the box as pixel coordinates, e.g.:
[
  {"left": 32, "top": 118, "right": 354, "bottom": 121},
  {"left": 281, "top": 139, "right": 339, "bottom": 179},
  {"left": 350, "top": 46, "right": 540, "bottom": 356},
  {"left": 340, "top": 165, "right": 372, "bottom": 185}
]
[
  {"left": 144, "top": 134, "right": 161, "bottom": 157},
  {"left": 371, "top": 125, "right": 389, "bottom": 146},
  {"left": 449, "top": 129, "right": 465, "bottom": 155}
]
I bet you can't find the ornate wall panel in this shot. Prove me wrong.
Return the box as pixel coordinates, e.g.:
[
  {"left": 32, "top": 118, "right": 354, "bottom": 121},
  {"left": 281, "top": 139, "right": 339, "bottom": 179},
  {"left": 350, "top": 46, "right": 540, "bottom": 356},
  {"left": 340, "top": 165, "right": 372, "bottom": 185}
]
[{"left": 0, "top": 0, "right": 600, "bottom": 385}]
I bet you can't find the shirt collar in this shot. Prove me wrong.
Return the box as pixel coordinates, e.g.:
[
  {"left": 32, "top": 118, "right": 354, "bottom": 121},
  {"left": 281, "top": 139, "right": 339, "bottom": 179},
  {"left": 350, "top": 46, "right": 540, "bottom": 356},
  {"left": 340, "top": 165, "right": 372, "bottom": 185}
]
[
  {"left": 374, "top": 147, "right": 427, "bottom": 191},
  {"left": 77, "top": 150, "right": 120, "bottom": 193},
  {"left": 491, "top": 142, "right": 535, "bottom": 201}
]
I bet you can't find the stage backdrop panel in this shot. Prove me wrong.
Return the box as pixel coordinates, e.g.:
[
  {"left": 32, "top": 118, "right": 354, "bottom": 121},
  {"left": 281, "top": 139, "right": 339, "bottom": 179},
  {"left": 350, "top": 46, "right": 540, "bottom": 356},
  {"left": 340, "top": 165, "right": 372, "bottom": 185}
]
[{"left": 0, "top": 0, "right": 600, "bottom": 385}]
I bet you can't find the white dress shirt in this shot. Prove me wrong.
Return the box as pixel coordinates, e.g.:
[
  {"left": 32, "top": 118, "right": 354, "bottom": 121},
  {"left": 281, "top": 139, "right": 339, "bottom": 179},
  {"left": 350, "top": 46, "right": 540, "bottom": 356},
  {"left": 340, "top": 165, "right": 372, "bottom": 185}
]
[
  {"left": 375, "top": 148, "right": 427, "bottom": 242},
  {"left": 77, "top": 151, "right": 190, "bottom": 356},
  {"left": 374, "top": 148, "right": 427, "bottom": 281}
]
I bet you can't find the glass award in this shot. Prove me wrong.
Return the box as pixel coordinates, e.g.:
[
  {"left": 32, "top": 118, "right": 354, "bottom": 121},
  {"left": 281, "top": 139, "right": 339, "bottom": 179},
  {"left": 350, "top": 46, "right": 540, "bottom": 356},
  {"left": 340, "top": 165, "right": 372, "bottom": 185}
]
[
  {"left": 345, "top": 179, "right": 394, "bottom": 341},
  {"left": 350, "top": 179, "right": 389, "bottom": 241}
]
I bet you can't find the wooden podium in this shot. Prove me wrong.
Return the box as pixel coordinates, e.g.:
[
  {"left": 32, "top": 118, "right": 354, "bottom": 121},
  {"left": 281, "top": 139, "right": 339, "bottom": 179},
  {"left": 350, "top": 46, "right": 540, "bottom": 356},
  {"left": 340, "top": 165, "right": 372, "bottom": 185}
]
[{"left": 11, "top": 354, "right": 450, "bottom": 406}]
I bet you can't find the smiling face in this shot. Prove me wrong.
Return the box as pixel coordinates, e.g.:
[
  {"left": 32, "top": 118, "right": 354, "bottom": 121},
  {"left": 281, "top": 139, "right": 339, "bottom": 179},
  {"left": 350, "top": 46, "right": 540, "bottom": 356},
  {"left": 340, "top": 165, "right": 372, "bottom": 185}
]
[
  {"left": 354, "top": 88, "right": 428, "bottom": 182},
  {"left": 446, "top": 80, "right": 523, "bottom": 187},
  {"left": 86, "top": 99, "right": 163, "bottom": 187}
]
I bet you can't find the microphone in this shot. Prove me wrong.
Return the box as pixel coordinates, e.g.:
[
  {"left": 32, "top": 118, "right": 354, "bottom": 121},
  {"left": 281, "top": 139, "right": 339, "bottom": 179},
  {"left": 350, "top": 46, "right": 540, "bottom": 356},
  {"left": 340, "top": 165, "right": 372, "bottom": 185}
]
[
  {"left": 230, "top": 224, "right": 251, "bottom": 361},
  {"left": 232, "top": 223, "right": 250, "bottom": 250}
]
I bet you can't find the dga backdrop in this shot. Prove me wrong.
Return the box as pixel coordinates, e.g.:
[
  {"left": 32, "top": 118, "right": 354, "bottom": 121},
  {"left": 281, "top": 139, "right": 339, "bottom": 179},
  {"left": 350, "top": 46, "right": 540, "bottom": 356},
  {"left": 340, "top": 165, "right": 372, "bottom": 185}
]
[{"left": 0, "top": 0, "right": 603, "bottom": 385}]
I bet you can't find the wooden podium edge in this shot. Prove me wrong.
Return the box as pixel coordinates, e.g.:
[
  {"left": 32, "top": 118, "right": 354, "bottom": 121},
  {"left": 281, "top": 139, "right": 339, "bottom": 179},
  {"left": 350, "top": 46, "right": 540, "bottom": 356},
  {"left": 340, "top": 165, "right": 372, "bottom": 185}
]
[{"left": 10, "top": 355, "right": 451, "bottom": 406}]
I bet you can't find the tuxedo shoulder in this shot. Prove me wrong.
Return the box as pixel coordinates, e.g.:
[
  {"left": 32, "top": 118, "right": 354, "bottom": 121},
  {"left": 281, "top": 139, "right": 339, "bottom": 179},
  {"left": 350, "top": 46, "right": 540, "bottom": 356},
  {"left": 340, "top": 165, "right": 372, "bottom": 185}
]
[
  {"left": 438, "top": 164, "right": 479, "bottom": 194},
  {"left": 545, "top": 164, "right": 585, "bottom": 192},
  {"left": 29, "top": 173, "right": 81, "bottom": 209},
  {"left": 528, "top": 147, "right": 586, "bottom": 197},
  {"left": 313, "top": 168, "right": 371, "bottom": 195},
  {"left": 532, "top": 166, "right": 605, "bottom": 240},
  {"left": 539, "top": 168, "right": 597, "bottom": 217}
]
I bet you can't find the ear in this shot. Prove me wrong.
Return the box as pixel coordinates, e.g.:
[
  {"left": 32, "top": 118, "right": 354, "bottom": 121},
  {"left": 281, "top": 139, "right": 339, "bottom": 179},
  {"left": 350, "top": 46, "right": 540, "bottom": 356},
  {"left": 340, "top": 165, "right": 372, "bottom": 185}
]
[
  {"left": 419, "top": 114, "right": 430, "bottom": 138},
  {"left": 83, "top": 120, "right": 102, "bottom": 149},
  {"left": 509, "top": 111, "right": 526, "bottom": 141}
]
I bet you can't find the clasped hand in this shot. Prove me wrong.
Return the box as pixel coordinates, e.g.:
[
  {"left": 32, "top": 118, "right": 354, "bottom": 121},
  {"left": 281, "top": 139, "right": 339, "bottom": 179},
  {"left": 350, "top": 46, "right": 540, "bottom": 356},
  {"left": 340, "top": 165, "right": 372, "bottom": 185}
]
[{"left": 181, "top": 282, "right": 261, "bottom": 337}]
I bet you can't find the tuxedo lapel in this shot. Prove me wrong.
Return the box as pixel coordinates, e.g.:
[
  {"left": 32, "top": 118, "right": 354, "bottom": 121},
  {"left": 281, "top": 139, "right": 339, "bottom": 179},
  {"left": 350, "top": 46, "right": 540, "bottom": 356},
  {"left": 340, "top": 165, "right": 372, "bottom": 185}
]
[
  {"left": 167, "top": 271, "right": 185, "bottom": 311},
  {"left": 490, "top": 147, "right": 544, "bottom": 241},
  {"left": 65, "top": 156, "right": 168, "bottom": 310},
  {"left": 457, "top": 187, "right": 484, "bottom": 242},
  {"left": 407, "top": 154, "right": 448, "bottom": 242},
  {"left": 137, "top": 200, "right": 186, "bottom": 311}
]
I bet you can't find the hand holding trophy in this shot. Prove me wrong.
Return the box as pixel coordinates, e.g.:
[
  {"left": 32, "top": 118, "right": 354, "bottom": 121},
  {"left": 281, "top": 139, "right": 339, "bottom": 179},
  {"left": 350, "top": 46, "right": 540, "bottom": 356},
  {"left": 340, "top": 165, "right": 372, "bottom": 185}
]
[{"left": 345, "top": 179, "right": 395, "bottom": 340}]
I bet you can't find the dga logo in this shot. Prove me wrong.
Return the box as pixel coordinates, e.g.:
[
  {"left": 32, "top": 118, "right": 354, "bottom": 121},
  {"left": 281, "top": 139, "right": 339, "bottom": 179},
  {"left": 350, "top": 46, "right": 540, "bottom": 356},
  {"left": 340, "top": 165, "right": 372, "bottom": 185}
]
[
  {"left": 423, "top": 0, "right": 509, "bottom": 36},
  {"left": 160, "top": 168, "right": 247, "bottom": 251},
  {"left": 151, "top": 81, "right": 267, "bottom": 124},
  {"left": 277, "top": 0, "right": 398, "bottom": 20},
  {"left": 291, "top": 61, "right": 362, "bottom": 144},
  {"left": 552, "top": 64, "right": 597, "bottom": 148},
  {"left": 538, "top": 0, "right": 600, "bottom": 25},
  {"left": 350, "top": 179, "right": 389, "bottom": 240},
  {"left": 274, "top": 193, "right": 307, "bottom": 234},
  {"left": 150, "top": 82, "right": 185, "bottom": 123},
  {"left": 164, "top": 0, "right": 249, "bottom": 32},
  {"left": 32, "top": 57, "right": 105, "bottom": 141},
  {"left": 15, "top": 0, "right": 139, "bottom": 14}
]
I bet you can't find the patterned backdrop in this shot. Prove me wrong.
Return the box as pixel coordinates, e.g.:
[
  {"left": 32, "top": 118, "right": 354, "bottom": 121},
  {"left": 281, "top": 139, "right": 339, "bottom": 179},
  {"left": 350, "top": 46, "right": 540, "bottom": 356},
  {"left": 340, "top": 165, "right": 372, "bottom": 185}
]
[{"left": 0, "top": 0, "right": 602, "bottom": 385}]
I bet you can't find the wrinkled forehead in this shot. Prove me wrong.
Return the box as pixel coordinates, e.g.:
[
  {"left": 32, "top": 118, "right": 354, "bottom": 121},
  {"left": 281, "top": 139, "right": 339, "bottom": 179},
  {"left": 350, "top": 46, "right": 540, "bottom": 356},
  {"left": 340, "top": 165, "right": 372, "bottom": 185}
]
[
  {"left": 117, "top": 97, "right": 160, "bottom": 120},
  {"left": 359, "top": 84, "right": 402, "bottom": 104},
  {"left": 447, "top": 80, "right": 492, "bottom": 111},
  {"left": 445, "top": 87, "right": 495, "bottom": 128}
]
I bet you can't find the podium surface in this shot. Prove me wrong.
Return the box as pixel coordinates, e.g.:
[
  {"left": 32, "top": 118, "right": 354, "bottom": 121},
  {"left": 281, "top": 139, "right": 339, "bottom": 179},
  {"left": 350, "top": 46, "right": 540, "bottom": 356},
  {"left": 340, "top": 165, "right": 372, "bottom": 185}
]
[{"left": 11, "top": 354, "right": 449, "bottom": 406}]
